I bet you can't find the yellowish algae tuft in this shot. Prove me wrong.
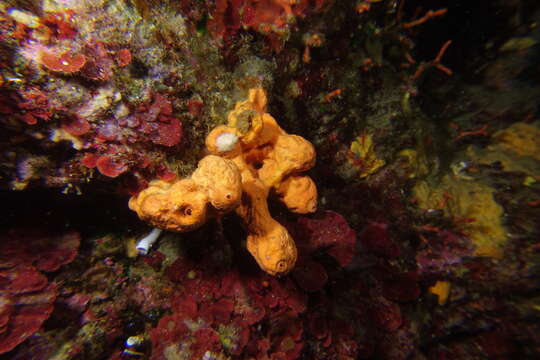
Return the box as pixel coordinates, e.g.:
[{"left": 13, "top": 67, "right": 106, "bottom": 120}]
[
  {"left": 429, "top": 281, "right": 451, "bottom": 305},
  {"left": 500, "top": 37, "right": 538, "bottom": 52},
  {"left": 348, "top": 134, "right": 386, "bottom": 178},
  {"left": 491, "top": 122, "right": 540, "bottom": 161},
  {"left": 397, "top": 148, "right": 429, "bottom": 179},
  {"left": 465, "top": 122, "right": 540, "bottom": 179},
  {"left": 413, "top": 122, "right": 540, "bottom": 259},
  {"left": 124, "top": 236, "right": 139, "bottom": 258},
  {"left": 50, "top": 128, "right": 85, "bottom": 150},
  {"left": 413, "top": 175, "right": 507, "bottom": 258}
]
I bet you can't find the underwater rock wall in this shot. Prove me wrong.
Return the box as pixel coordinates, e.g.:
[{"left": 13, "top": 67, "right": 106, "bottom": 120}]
[{"left": 0, "top": 0, "right": 539, "bottom": 359}]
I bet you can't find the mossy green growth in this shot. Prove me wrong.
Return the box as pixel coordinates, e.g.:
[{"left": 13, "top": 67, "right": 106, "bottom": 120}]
[
  {"left": 196, "top": 12, "right": 208, "bottom": 35},
  {"left": 217, "top": 323, "right": 239, "bottom": 353}
]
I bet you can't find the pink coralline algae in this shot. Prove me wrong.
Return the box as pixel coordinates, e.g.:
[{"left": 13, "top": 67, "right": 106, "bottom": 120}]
[
  {"left": 95, "top": 155, "right": 128, "bottom": 178},
  {"left": 380, "top": 271, "right": 420, "bottom": 303},
  {"left": 416, "top": 230, "right": 473, "bottom": 275},
  {"left": 39, "top": 49, "right": 87, "bottom": 74},
  {"left": 306, "top": 313, "right": 365, "bottom": 359},
  {"left": 133, "top": 93, "right": 183, "bottom": 147},
  {"left": 0, "top": 86, "right": 56, "bottom": 126},
  {"left": 0, "top": 230, "right": 80, "bottom": 354},
  {"left": 151, "top": 252, "right": 308, "bottom": 360},
  {"left": 291, "top": 259, "right": 328, "bottom": 293},
  {"left": 78, "top": 42, "right": 115, "bottom": 82},
  {"left": 0, "top": 281, "right": 57, "bottom": 355},
  {"left": 378, "top": 324, "right": 416, "bottom": 360},
  {"left": 0, "top": 7, "right": 185, "bottom": 190},
  {"left": 149, "top": 212, "right": 365, "bottom": 359},
  {"left": 40, "top": 11, "right": 77, "bottom": 40},
  {"left": 287, "top": 211, "right": 356, "bottom": 292},
  {"left": 360, "top": 222, "right": 401, "bottom": 259},
  {"left": 208, "top": 0, "right": 332, "bottom": 51},
  {"left": 61, "top": 114, "right": 91, "bottom": 136},
  {"left": 85, "top": 93, "right": 182, "bottom": 173},
  {"left": 115, "top": 48, "right": 132, "bottom": 67},
  {"left": 294, "top": 210, "right": 357, "bottom": 267},
  {"left": 69, "top": 91, "right": 183, "bottom": 187},
  {"left": 368, "top": 296, "right": 403, "bottom": 332}
]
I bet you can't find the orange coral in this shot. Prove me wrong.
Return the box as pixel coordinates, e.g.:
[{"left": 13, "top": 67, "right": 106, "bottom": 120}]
[{"left": 130, "top": 89, "right": 317, "bottom": 276}]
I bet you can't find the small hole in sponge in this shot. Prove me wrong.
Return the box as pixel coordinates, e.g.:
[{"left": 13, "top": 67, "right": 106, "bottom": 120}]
[
  {"left": 178, "top": 206, "right": 192, "bottom": 216},
  {"left": 253, "top": 162, "right": 263, "bottom": 169},
  {"left": 226, "top": 194, "right": 231, "bottom": 200}
]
